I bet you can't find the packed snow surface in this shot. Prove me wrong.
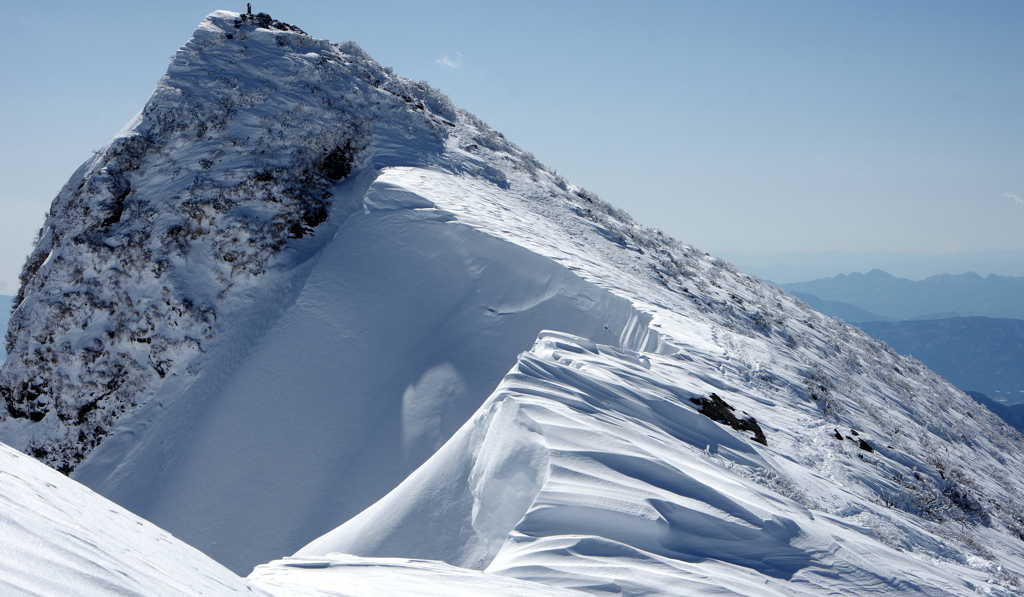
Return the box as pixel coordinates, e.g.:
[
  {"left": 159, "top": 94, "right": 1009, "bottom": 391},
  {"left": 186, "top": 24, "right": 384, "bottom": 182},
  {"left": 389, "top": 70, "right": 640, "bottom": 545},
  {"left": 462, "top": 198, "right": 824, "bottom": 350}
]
[
  {"left": 0, "top": 441, "right": 258, "bottom": 597},
  {"left": 0, "top": 438, "right": 585, "bottom": 596},
  {"left": 250, "top": 555, "right": 588, "bottom": 597},
  {"left": 71, "top": 171, "right": 661, "bottom": 573},
  {"left": 3, "top": 9, "right": 1024, "bottom": 597}
]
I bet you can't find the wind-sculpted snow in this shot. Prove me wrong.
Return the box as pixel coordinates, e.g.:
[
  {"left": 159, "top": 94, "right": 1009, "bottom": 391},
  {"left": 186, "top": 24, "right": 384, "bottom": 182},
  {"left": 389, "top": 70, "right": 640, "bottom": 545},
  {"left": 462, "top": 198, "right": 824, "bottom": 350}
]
[
  {"left": 70, "top": 174, "right": 669, "bottom": 573},
  {"left": 250, "top": 555, "right": 589, "bottom": 597},
  {"left": 3, "top": 9, "right": 1024, "bottom": 596},
  {"left": 301, "top": 332, "right": 1024, "bottom": 595}
]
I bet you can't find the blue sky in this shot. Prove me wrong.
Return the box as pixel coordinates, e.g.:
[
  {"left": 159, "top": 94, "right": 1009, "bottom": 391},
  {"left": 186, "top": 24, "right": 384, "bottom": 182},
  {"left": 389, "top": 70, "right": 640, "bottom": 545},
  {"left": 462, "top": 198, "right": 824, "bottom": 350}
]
[{"left": 1, "top": 1, "right": 1022, "bottom": 292}]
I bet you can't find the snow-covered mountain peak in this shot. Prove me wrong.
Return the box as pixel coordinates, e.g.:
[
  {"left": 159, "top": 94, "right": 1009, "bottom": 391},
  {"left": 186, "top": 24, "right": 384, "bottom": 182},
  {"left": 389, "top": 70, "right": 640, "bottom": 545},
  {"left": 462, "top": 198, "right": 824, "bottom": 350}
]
[
  {"left": 210, "top": 8, "right": 308, "bottom": 34},
  {"left": 3, "top": 10, "right": 1024, "bottom": 595},
  {"left": 0, "top": 10, "right": 474, "bottom": 470},
  {"left": 0, "top": 8, "right": 661, "bottom": 475}
]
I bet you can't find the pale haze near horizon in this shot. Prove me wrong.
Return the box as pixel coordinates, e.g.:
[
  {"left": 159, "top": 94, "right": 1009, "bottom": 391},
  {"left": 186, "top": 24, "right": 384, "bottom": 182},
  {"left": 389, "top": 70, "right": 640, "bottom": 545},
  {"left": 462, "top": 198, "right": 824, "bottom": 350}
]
[{"left": 1, "top": 1, "right": 1022, "bottom": 293}]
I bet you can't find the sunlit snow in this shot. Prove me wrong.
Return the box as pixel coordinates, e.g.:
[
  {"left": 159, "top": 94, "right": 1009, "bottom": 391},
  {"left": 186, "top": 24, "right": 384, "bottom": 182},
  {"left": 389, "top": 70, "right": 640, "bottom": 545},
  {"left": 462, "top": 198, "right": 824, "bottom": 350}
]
[{"left": 2, "top": 10, "right": 1024, "bottom": 597}]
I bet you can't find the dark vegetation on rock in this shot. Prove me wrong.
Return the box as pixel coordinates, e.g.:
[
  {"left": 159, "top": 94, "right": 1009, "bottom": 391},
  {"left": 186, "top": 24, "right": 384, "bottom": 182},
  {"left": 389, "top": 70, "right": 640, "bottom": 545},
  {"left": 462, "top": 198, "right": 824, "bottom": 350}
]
[
  {"left": 0, "top": 12, "right": 373, "bottom": 472},
  {"left": 233, "top": 12, "right": 306, "bottom": 34}
]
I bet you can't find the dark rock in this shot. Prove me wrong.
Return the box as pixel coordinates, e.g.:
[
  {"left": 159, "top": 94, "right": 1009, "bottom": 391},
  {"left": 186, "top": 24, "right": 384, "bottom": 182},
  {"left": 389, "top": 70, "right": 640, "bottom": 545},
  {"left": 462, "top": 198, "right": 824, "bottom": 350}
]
[{"left": 690, "top": 393, "right": 768, "bottom": 446}]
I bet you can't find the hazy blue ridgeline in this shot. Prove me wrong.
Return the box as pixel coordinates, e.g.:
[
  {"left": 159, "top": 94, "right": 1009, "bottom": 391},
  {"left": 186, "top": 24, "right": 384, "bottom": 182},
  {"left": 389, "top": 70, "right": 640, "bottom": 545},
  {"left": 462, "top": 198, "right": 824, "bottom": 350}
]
[
  {"left": 721, "top": 249, "right": 1024, "bottom": 285},
  {"left": 787, "top": 292, "right": 893, "bottom": 324},
  {"left": 780, "top": 269, "right": 1024, "bottom": 321},
  {"left": 777, "top": 270, "right": 1024, "bottom": 408},
  {"left": 966, "top": 391, "right": 1024, "bottom": 434}
]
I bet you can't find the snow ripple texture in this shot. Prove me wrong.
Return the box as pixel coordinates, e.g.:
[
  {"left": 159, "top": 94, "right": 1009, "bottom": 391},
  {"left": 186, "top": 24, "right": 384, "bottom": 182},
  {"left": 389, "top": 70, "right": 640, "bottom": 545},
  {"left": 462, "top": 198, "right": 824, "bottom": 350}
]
[
  {"left": 301, "top": 331, "right": 1024, "bottom": 595},
  {"left": 2, "top": 9, "right": 1024, "bottom": 596}
]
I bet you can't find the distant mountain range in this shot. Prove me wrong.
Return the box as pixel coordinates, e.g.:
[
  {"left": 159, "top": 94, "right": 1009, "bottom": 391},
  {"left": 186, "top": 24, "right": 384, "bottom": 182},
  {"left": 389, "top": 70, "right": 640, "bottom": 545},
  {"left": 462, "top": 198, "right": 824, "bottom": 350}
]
[
  {"left": 780, "top": 269, "right": 1024, "bottom": 321},
  {"left": 719, "top": 249, "right": 1024, "bottom": 284},
  {"left": 787, "top": 292, "right": 894, "bottom": 323},
  {"left": 779, "top": 271, "right": 1024, "bottom": 407}
]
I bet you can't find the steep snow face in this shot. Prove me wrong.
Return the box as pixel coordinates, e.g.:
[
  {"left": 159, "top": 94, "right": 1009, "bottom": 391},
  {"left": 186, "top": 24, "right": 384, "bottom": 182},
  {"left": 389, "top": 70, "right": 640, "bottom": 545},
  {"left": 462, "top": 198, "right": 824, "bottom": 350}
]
[
  {"left": 71, "top": 174, "right": 667, "bottom": 574},
  {"left": 4, "top": 9, "right": 1024, "bottom": 595}
]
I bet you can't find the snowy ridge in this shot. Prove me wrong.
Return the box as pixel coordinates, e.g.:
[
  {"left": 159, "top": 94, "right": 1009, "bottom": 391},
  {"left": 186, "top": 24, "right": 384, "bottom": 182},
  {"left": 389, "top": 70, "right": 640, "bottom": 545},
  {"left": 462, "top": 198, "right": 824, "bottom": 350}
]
[
  {"left": 0, "top": 9, "right": 461, "bottom": 471},
  {"left": 2, "top": 9, "right": 1024, "bottom": 596},
  {"left": 355, "top": 169, "right": 1024, "bottom": 592},
  {"left": 69, "top": 171, "right": 673, "bottom": 573},
  {"left": 300, "top": 331, "right": 1024, "bottom": 595}
]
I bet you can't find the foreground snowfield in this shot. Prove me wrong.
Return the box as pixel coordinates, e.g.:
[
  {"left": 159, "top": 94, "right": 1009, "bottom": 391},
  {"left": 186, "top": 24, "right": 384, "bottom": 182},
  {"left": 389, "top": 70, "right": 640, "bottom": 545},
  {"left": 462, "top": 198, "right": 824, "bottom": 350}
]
[
  {"left": 0, "top": 441, "right": 258, "bottom": 596},
  {"left": 0, "top": 440, "right": 585, "bottom": 596},
  {"left": 3, "top": 10, "right": 1024, "bottom": 596}
]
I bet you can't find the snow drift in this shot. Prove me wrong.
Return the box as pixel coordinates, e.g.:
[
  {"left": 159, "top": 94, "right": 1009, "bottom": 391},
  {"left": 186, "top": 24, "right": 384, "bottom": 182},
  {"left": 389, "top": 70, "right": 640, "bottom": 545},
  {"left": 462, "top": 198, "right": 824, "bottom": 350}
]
[
  {"left": 3, "top": 10, "right": 1024, "bottom": 596},
  {"left": 302, "top": 330, "right": 1024, "bottom": 595}
]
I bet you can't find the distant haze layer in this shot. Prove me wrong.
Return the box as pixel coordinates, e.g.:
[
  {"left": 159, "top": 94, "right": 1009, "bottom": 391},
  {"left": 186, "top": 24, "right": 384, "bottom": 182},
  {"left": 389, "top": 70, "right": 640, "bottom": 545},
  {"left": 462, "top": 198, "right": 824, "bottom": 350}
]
[
  {"left": 779, "top": 269, "right": 1024, "bottom": 321},
  {"left": 720, "top": 249, "right": 1024, "bottom": 284}
]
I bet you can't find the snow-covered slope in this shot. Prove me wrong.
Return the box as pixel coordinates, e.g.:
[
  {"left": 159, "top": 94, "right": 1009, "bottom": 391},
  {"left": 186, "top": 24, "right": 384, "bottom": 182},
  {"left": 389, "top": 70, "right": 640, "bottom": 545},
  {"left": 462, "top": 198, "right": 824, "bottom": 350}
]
[
  {"left": 300, "top": 330, "right": 1024, "bottom": 595},
  {"left": 0, "top": 437, "right": 587, "bottom": 596},
  {"left": 3, "top": 10, "right": 1024, "bottom": 596},
  {"left": 0, "top": 440, "right": 260, "bottom": 596}
]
